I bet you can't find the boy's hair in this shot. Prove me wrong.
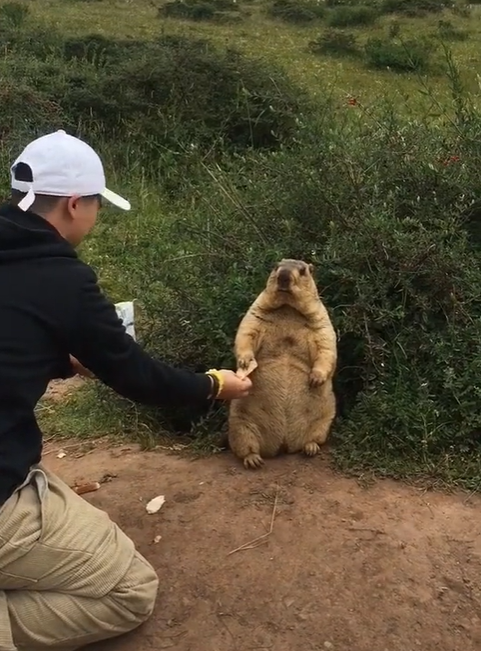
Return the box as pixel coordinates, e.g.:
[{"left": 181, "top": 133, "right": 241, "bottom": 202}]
[
  {"left": 10, "top": 163, "right": 101, "bottom": 214},
  {"left": 10, "top": 190, "right": 63, "bottom": 214},
  {"left": 11, "top": 162, "right": 62, "bottom": 214}
]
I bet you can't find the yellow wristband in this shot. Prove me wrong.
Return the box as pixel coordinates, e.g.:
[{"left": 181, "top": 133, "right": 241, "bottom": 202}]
[{"left": 206, "top": 369, "right": 224, "bottom": 399}]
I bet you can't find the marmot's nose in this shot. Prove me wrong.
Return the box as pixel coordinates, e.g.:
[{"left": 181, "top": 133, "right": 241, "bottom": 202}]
[{"left": 277, "top": 268, "right": 291, "bottom": 289}]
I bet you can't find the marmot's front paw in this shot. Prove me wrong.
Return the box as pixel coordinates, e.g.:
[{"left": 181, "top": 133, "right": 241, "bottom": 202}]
[
  {"left": 236, "top": 356, "right": 258, "bottom": 379},
  {"left": 309, "top": 368, "right": 327, "bottom": 387},
  {"left": 243, "top": 453, "right": 264, "bottom": 469}
]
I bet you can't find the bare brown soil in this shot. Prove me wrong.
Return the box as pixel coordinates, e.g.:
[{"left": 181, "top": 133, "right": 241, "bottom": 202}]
[{"left": 44, "top": 438, "right": 481, "bottom": 652}]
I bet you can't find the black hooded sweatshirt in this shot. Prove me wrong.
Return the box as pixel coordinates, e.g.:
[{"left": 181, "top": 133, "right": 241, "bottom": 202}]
[{"left": 0, "top": 203, "right": 213, "bottom": 506}]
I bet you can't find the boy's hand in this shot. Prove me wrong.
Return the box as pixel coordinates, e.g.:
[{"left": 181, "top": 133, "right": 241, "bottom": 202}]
[
  {"left": 69, "top": 355, "right": 95, "bottom": 379},
  {"left": 216, "top": 369, "right": 252, "bottom": 400}
]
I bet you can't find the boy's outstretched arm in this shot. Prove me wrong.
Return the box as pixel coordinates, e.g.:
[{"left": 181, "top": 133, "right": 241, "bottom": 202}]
[{"left": 67, "top": 267, "right": 213, "bottom": 407}]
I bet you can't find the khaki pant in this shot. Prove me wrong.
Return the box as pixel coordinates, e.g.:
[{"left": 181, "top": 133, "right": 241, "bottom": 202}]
[{"left": 0, "top": 466, "right": 159, "bottom": 651}]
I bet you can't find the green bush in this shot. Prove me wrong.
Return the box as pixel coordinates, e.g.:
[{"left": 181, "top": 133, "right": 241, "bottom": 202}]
[
  {"left": 0, "top": 28, "right": 307, "bottom": 166},
  {"left": 0, "top": 82, "right": 64, "bottom": 152},
  {"left": 327, "top": 5, "right": 379, "bottom": 26},
  {"left": 309, "top": 29, "right": 360, "bottom": 56},
  {"left": 381, "top": 0, "right": 451, "bottom": 15},
  {"left": 326, "top": 0, "right": 378, "bottom": 6},
  {"left": 451, "top": 2, "right": 472, "bottom": 16},
  {"left": 75, "top": 60, "right": 481, "bottom": 488},
  {"left": 159, "top": 0, "right": 241, "bottom": 21},
  {"left": 364, "top": 36, "right": 434, "bottom": 71},
  {"left": 436, "top": 19, "right": 469, "bottom": 41},
  {"left": 387, "top": 19, "right": 401, "bottom": 38},
  {"left": 268, "top": 0, "right": 325, "bottom": 23},
  {"left": 0, "top": 1, "right": 29, "bottom": 27},
  {"left": 160, "top": 0, "right": 216, "bottom": 20}
]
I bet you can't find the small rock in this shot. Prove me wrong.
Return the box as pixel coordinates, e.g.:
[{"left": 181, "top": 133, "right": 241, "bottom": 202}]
[
  {"left": 153, "top": 535, "right": 162, "bottom": 544},
  {"left": 324, "top": 642, "right": 333, "bottom": 649}
]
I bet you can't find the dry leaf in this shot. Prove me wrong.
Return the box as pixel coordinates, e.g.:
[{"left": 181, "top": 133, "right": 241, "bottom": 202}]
[
  {"left": 146, "top": 495, "right": 166, "bottom": 514},
  {"left": 72, "top": 482, "right": 100, "bottom": 495}
]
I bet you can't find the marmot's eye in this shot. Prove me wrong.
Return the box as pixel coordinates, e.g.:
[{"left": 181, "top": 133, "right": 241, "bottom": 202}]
[{"left": 299, "top": 267, "right": 306, "bottom": 276}]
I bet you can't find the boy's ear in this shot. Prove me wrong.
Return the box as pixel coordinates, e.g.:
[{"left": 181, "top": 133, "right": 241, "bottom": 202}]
[{"left": 67, "top": 195, "right": 81, "bottom": 214}]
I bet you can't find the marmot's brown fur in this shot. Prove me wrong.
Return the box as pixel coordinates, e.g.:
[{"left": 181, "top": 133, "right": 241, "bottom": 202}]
[{"left": 228, "top": 259, "right": 337, "bottom": 469}]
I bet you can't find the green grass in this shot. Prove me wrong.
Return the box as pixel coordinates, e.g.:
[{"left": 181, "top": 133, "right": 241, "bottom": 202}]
[
  {"left": 38, "top": 381, "right": 481, "bottom": 491},
  {"left": 38, "top": 381, "right": 227, "bottom": 455},
  {"left": 12, "top": 0, "right": 481, "bottom": 108}
]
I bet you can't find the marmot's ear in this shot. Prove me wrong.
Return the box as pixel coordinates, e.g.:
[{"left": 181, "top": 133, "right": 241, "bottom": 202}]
[{"left": 308, "top": 263, "right": 315, "bottom": 274}]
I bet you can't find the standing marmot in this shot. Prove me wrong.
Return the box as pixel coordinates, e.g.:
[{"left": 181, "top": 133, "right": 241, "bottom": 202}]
[{"left": 228, "top": 259, "right": 337, "bottom": 469}]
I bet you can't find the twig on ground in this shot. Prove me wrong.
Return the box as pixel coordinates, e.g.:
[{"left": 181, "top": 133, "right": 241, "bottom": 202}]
[
  {"left": 347, "top": 526, "right": 386, "bottom": 536},
  {"left": 228, "top": 486, "right": 279, "bottom": 555},
  {"left": 463, "top": 489, "right": 478, "bottom": 506}
]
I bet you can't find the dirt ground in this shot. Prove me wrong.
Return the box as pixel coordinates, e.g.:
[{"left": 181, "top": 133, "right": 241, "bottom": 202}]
[{"left": 44, "top": 438, "right": 481, "bottom": 652}]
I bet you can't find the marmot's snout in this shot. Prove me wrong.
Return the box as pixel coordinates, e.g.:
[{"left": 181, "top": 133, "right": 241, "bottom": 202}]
[{"left": 277, "top": 267, "right": 292, "bottom": 291}]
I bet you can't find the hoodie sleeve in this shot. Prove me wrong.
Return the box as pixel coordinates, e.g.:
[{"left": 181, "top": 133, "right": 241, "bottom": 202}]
[{"left": 67, "top": 266, "right": 213, "bottom": 407}]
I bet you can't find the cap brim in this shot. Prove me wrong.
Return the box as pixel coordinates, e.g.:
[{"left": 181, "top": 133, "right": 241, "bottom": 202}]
[{"left": 102, "top": 188, "right": 131, "bottom": 211}]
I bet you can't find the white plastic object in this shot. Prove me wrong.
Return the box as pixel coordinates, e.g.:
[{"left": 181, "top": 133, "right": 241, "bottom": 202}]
[{"left": 114, "top": 301, "right": 136, "bottom": 341}]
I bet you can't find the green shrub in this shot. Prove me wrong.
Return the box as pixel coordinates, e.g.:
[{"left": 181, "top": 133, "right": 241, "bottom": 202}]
[
  {"left": 326, "top": 0, "right": 379, "bottom": 5},
  {"left": 268, "top": 0, "right": 325, "bottom": 23},
  {"left": 74, "top": 60, "right": 481, "bottom": 488},
  {"left": 436, "top": 19, "right": 469, "bottom": 41},
  {"left": 160, "top": 0, "right": 216, "bottom": 21},
  {"left": 0, "top": 1, "right": 29, "bottom": 28},
  {"left": 327, "top": 5, "right": 379, "bottom": 26},
  {"left": 387, "top": 19, "right": 401, "bottom": 37},
  {"left": 0, "top": 82, "right": 64, "bottom": 151},
  {"left": 451, "top": 2, "right": 472, "bottom": 16},
  {"left": 309, "top": 29, "right": 360, "bottom": 56},
  {"left": 0, "top": 29, "right": 307, "bottom": 166},
  {"left": 364, "top": 36, "right": 434, "bottom": 71},
  {"left": 157, "top": 0, "right": 241, "bottom": 19},
  {"left": 381, "top": 0, "right": 451, "bottom": 15}
]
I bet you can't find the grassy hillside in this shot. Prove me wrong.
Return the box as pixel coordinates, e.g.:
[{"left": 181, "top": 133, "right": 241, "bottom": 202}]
[
  {"left": 0, "top": 0, "right": 480, "bottom": 489},
  {"left": 27, "top": 0, "right": 481, "bottom": 100}
]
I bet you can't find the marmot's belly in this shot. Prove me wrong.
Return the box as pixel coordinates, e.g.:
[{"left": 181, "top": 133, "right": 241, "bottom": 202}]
[
  {"left": 250, "top": 356, "right": 323, "bottom": 444},
  {"left": 255, "top": 355, "right": 308, "bottom": 393}
]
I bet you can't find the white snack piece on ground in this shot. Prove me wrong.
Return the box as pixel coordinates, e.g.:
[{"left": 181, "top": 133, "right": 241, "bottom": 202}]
[{"left": 146, "top": 495, "right": 166, "bottom": 514}]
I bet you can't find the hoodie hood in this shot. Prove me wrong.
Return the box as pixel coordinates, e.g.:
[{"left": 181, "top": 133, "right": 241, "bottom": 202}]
[{"left": 0, "top": 203, "right": 77, "bottom": 263}]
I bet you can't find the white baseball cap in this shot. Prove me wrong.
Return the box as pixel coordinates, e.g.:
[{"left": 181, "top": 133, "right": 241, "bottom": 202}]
[{"left": 11, "top": 130, "right": 131, "bottom": 212}]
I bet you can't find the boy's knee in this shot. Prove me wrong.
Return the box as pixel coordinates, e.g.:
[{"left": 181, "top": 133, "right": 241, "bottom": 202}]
[{"left": 113, "top": 552, "right": 159, "bottom": 628}]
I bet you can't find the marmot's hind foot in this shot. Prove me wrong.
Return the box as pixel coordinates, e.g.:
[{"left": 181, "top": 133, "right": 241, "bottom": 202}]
[
  {"left": 243, "top": 453, "right": 264, "bottom": 469},
  {"left": 303, "top": 442, "right": 320, "bottom": 457}
]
